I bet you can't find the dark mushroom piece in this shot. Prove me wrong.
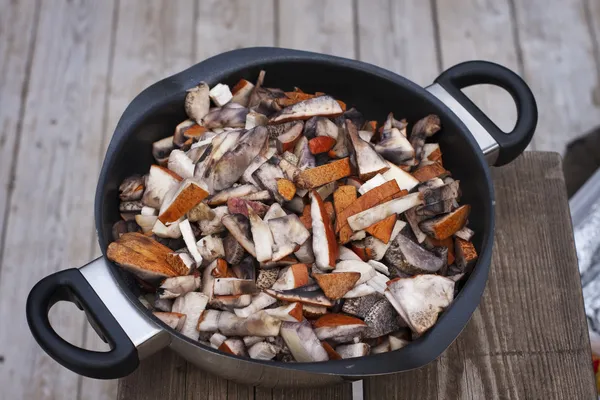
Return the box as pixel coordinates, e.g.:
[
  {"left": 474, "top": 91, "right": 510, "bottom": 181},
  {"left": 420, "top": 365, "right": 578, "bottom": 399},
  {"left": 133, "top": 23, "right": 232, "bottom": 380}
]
[
  {"left": 383, "top": 232, "right": 445, "bottom": 275},
  {"left": 119, "top": 175, "right": 145, "bottom": 201},
  {"left": 409, "top": 114, "right": 441, "bottom": 166},
  {"left": 152, "top": 136, "right": 175, "bottom": 166},
  {"left": 375, "top": 113, "right": 415, "bottom": 165},
  {"left": 202, "top": 103, "right": 249, "bottom": 129}
]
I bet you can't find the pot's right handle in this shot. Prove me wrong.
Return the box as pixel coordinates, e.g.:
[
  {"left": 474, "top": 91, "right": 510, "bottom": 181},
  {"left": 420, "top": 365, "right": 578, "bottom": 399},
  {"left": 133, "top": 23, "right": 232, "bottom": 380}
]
[{"left": 427, "top": 61, "right": 538, "bottom": 166}]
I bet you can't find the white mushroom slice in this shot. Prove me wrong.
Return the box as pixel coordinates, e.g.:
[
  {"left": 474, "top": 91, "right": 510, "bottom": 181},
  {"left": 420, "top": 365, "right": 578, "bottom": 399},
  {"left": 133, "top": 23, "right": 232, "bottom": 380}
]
[
  {"left": 315, "top": 181, "right": 337, "bottom": 201},
  {"left": 284, "top": 196, "right": 305, "bottom": 214},
  {"left": 209, "top": 83, "right": 233, "bottom": 107},
  {"left": 358, "top": 174, "right": 387, "bottom": 195},
  {"left": 382, "top": 161, "right": 419, "bottom": 191},
  {"left": 248, "top": 342, "right": 279, "bottom": 360},
  {"left": 202, "top": 259, "right": 221, "bottom": 300},
  {"left": 247, "top": 206, "right": 274, "bottom": 262},
  {"left": 187, "top": 202, "right": 215, "bottom": 223},
  {"left": 141, "top": 206, "right": 157, "bottom": 216},
  {"left": 264, "top": 203, "right": 287, "bottom": 222},
  {"left": 218, "top": 311, "right": 281, "bottom": 337},
  {"left": 198, "top": 206, "right": 229, "bottom": 235},
  {"left": 294, "top": 240, "right": 315, "bottom": 263},
  {"left": 231, "top": 79, "right": 255, "bottom": 106},
  {"left": 152, "top": 136, "right": 175, "bottom": 165},
  {"left": 179, "top": 219, "right": 203, "bottom": 264},
  {"left": 153, "top": 312, "right": 186, "bottom": 331},
  {"left": 154, "top": 297, "right": 173, "bottom": 312},
  {"left": 454, "top": 226, "right": 475, "bottom": 241},
  {"left": 158, "top": 179, "right": 210, "bottom": 224},
  {"left": 202, "top": 103, "right": 248, "bottom": 130},
  {"left": 185, "top": 82, "right": 210, "bottom": 123},
  {"left": 335, "top": 343, "right": 370, "bottom": 359},
  {"left": 263, "top": 302, "right": 303, "bottom": 322},
  {"left": 219, "top": 338, "right": 247, "bottom": 357},
  {"left": 405, "top": 208, "right": 427, "bottom": 243},
  {"left": 313, "top": 314, "right": 368, "bottom": 341},
  {"left": 135, "top": 214, "right": 158, "bottom": 234},
  {"left": 349, "top": 230, "right": 366, "bottom": 241},
  {"left": 383, "top": 233, "right": 444, "bottom": 275},
  {"left": 346, "top": 120, "right": 389, "bottom": 179},
  {"left": 271, "top": 264, "right": 310, "bottom": 291},
  {"left": 158, "top": 274, "right": 202, "bottom": 299},
  {"left": 253, "top": 162, "right": 286, "bottom": 203},
  {"left": 242, "top": 147, "right": 277, "bottom": 186},
  {"left": 270, "top": 95, "right": 343, "bottom": 123},
  {"left": 386, "top": 275, "right": 454, "bottom": 334},
  {"left": 206, "top": 184, "right": 260, "bottom": 206},
  {"left": 196, "top": 235, "right": 225, "bottom": 265},
  {"left": 210, "top": 294, "right": 253, "bottom": 310},
  {"left": 197, "top": 309, "right": 222, "bottom": 332},
  {"left": 213, "top": 278, "right": 258, "bottom": 296},
  {"left": 222, "top": 214, "right": 256, "bottom": 258},
  {"left": 311, "top": 191, "right": 338, "bottom": 271},
  {"left": 240, "top": 190, "right": 273, "bottom": 202},
  {"left": 293, "top": 136, "right": 316, "bottom": 170},
  {"left": 268, "top": 215, "right": 311, "bottom": 261},
  {"left": 280, "top": 320, "right": 329, "bottom": 362},
  {"left": 196, "top": 130, "right": 244, "bottom": 191},
  {"left": 209, "top": 332, "right": 227, "bottom": 349},
  {"left": 389, "top": 333, "right": 411, "bottom": 350},
  {"left": 168, "top": 150, "right": 195, "bottom": 179},
  {"left": 263, "top": 287, "right": 333, "bottom": 307},
  {"left": 316, "top": 117, "right": 339, "bottom": 140},
  {"left": 333, "top": 260, "right": 377, "bottom": 285},
  {"left": 367, "top": 260, "right": 390, "bottom": 276},
  {"left": 142, "top": 165, "right": 182, "bottom": 209},
  {"left": 372, "top": 338, "right": 391, "bottom": 354},
  {"left": 171, "top": 292, "right": 209, "bottom": 339},
  {"left": 366, "top": 272, "right": 390, "bottom": 294},
  {"left": 243, "top": 336, "right": 265, "bottom": 347},
  {"left": 347, "top": 193, "right": 423, "bottom": 232},
  {"left": 119, "top": 200, "right": 143, "bottom": 213},
  {"left": 152, "top": 218, "right": 183, "bottom": 239},
  {"left": 338, "top": 246, "right": 362, "bottom": 261},
  {"left": 342, "top": 283, "right": 377, "bottom": 298},
  {"left": 422, "top": 143, "right": 441, "bottom": 162},
  {"left": 276, "top": 121, "right": 304, "bottom": 153},
  {"left": 375, "top": 116, "right": 415, "bottom": 165},
  {"left": 245, "top": 111, "right": 269, "bottom": 129},
  {"left": 282, "top": 151, "right": 299, "bottom": 166},
  {"left": 358, "top": 130, "right": 374, "bottom": 142},
  {"left": 234, "top": 292, "right": 277, "bottom": 318},
  {"left": 212, "top": 126, "right": 269, "bottom": 191}
]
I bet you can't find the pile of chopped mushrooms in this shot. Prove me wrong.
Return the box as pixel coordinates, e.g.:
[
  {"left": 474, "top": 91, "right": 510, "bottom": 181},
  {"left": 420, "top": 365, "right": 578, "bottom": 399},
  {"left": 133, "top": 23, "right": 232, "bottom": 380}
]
[{"left": 108, "top": 71, "right": 478, "bottom": 362}]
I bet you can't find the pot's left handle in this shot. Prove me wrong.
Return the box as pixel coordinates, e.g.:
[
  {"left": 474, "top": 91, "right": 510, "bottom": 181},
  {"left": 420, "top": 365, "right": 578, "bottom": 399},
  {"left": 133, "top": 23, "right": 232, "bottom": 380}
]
[{"left": 26, "top": 258, "right": 170, "bottom": 379}]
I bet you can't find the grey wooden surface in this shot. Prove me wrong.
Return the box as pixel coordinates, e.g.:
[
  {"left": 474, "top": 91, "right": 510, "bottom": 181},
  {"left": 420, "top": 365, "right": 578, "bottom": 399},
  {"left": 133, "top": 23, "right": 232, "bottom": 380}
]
[
  {"left": 116, "top": 153, "right": 596, "bottom": 399},
  {"left": 1, "top": 1, "right": 600, "bottom": 399}
]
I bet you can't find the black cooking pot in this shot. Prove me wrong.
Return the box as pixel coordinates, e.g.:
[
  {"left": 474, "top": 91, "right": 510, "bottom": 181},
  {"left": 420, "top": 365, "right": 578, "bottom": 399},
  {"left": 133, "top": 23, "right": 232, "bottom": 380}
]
[{"left": 25, "top": 47, "right": 537, "bottom": 386}]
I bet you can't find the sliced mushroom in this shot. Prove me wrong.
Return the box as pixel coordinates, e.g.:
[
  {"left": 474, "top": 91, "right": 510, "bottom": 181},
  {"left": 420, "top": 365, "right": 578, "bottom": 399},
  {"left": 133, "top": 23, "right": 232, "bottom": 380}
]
[
  {"left": 455, "top": 238, "right": 478, "bottom": 272},
  {"left": 153, "top": 312, "right": 186, "bottom": 331},
  {"left": 382, "top": 161, "right": 420, "bottom": 191},
  {"left": 158, "top": 179, "right": 210, "bottom": 224},
  {"left": 213, "top": 278, "right": 258, "bottom": 296},
  {"left": 187, "top": 202, "right": 215, "bottom": 222},
  {"left": 245, "top": 111, "right": 269, "bottom": 129},
  {"left": 341, "top": 293, "right": 384, "bottom": 318},
  {"left": 294, "top": 239, "right": 315, "bottom": 263},
  {"left": 256, "top": 268, "right": 280, "bottom": 290},
  {"left": 410, "top": 114, "right": 441, "bottom": 165},
  {"left": 185, "top": 82, "right": 210, "bottom": 123},
  {"left": 365, "top": 271, "right": 390, "bottom": 294},
  {"left": 222, "top": 214, "right": 256, "bottom": 258},
  {"left": 375, "top": 114, "right": 415, "bottom": 164},
  {"left": 343, "top": 283, "right": 377, "bottom": 298},
  {"left": 142, "top": 165, "right": 182, "bottom": 209},
  {"left": 415, "top": 199, "right": 457, "bottom": 217},
  {"left": 171, "top": 292, "right": 209, "bottom": 339},
  {"left": 154, "top": 297, "right": 173, "bottom": 312},
  {"left": 218, "top": 310, "right": 281, "bottom": 337},
  {"left": 152, "top": 136, "right": 175, "bottom": 166},
  {"left": 119, "top": 175, "right": 145, "bottom": 201},
  {"left": 206, "top": 184, "right": 260, "bottom": 206},
  {"left": 385, "top": 275, "right": 454, "bottom": 334},
  {"left": 209, "top": 332, "right": 228, "bottom": 349},
  {"left": 264, "top": 302, "right": 303, "bottom": 322},
  {"left": 219, "top": 338, "right": 248, "bottom": 357},
  {"left": 313, "top": 314, "right": 367, "bottom": 342},
  {"left": 383, "top": 232, "right": 444, "bottom": 275},
  {"left": 335, "top": 343, "right": 370, "bottom": 359},
  {"left": 247, "top": 206, "right": 274, "bottom": 262},
  {"left": 268, "top": 215, "right": 311, "bottom": 261},
  {"left": 363, "top": 299, "right": 400, "bottom": 338},
  {"left": 276, "top": 121, "right": 304, "bottom": 153},
  {"left": 454, "top": 226, "right": 474, "bottom": 242},
  {"left": 234, "top": 292, "right": 278, "bottom": 318},
  {"left": 346, "top": 192, "right": 422, "bottom": 232},
  {"left": 270, "top": 95, "right": 343, "bottom": 124},
  {"left": 197, "top": 309, "right": 222, "bottom": 332},
  {"left": 242, "top": 147, "right": 277, "bottom": 186},
  {"left": 404, "top": 208, "right": 428, "bottom": 243},
  {"left": 280, "top": 320, "right": 329, "bottom": 362},
  {"left": 196, "top": 235, "right": 225, "bottom": 265},
  {"left": 293, "top": 135, "right": 316, "bottom": 171},
  {"left": 210, "top": 294, "right": 253, "bottom": 310},
  {"left": 202, "top": 103, "right": 249, "bottom": 129},
  {"left": 419, "top": 205, "right": 470, "bottom": 240},
  {"left": 165, "top": 252, "right": 195, "bottom": 275},
  {"left": 352, "top": 220, "right": 406, "bottom": 261},
  {"left": 223, "top": 234, "right": 245, "bottom": 266},
  {"left": 271, "top": 263, "right": 310, "bottom": 290},
  {"left": 240, "top": 190, "right": 273, "bottom": 202},
  {"left": 209, "top": 83, "right": 232, "bottom": 107},
  {"left": 264, "top": 287, "right": 334, "bottom": 307},
  {"left": 231, "top": 79, "right": 255, "bottom": 106},
  {"left": 263, "top": 203, "right": 287, "bottom": 222},
  {"left": 314, "top": 272, "right": 360, "bottom": 300},
  {"left": 284, "top": 195, "right": 306, "bottom": 214},
  {"left": 311, "top": 190, "right": 338, "bottom": 270},
  {"left": 212, "top": 126, "right": 269, "bottom": 191},
  {"left": 302, "top": 304, "right": 328, "bottom": 320},
  {"left": 179, "top": 219, "right": 202, "bottom": 264},
  {"left": 158, "top": 274, "right": 202, "bottom": 300},
  {"left": 338, "top": 246, "right": 362, "bottom": 261},
  {"left": 346, "top": 120, "right": 390, "bottom": 180},
  {"left": 358, "top": 174, "right": 387, "bottom": 195},
  {"left": 253, "top": 161, "right": 286, "bottom": 203},
  {"left": 368, "top": 259, "right": 390, "bottom": 276},
  {"left": 227, "top": 197, "right": 269, "bottom": 218},
  {"left": 248, "top": 341, "right": 280, "bottom": 360},
  {"left": 119, "top": 201, "right": 143, "bottom": 213},
  {"left": 198, "top": 206, "right": 229, "bottom": 235}
]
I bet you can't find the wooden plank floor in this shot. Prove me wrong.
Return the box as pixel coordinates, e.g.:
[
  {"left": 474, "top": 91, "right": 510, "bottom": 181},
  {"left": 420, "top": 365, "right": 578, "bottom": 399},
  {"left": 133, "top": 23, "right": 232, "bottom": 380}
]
[{"left": 1, "top": 1, "right": 599, "bottom": 399}]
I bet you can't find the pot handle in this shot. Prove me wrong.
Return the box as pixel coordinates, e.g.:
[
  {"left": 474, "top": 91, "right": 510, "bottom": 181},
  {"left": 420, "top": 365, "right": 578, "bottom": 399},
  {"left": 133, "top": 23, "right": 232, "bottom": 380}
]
[
  {"left": 26, "top": 258, "right": 169, "bottom": 379},
  {"left": 427, "top": 61, "right": 538, "bottom": 166}
]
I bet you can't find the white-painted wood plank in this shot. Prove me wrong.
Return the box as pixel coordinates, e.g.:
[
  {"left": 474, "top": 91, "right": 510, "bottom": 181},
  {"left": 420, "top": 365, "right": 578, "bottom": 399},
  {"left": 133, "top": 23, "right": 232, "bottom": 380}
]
[
  {"left": 514, "top": 0, "right": 600, "bottom": 154},
  {"left": 0, "top": 0, "right": 38, "bottom": 263},
  {"left": 81, "top": 1, "right": 197, "bottom": 398},
  {"left": 356, "top": 0, "right": 439, "bottom": 87},
  {"left": 278, "top": 0, "right": 355, "bottom": 59},
  {"left": 436, "top": 0, "right": 521, "bottom": 134},
  {"left": 0, "top": 1, "right": 115, "bottom": 399},
  {"left": 195, "top": 0, "right": 276, "bottom": 61}
]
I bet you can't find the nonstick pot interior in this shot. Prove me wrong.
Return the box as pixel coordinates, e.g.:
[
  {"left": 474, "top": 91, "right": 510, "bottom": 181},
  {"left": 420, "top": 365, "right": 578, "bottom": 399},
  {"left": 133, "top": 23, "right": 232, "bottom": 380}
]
[{"left": 95, "top": 51, "right": 493, "bottom": 375}]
